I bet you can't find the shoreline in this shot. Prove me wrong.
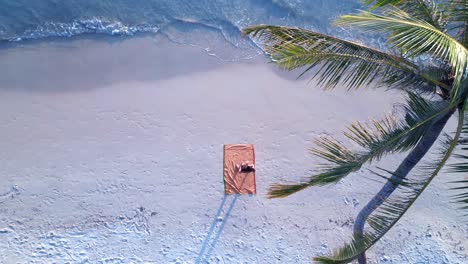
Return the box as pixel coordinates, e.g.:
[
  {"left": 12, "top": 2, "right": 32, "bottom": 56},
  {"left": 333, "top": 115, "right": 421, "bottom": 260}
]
[{"left": 0, "top": 27, "right": 263, "bottom": 63}]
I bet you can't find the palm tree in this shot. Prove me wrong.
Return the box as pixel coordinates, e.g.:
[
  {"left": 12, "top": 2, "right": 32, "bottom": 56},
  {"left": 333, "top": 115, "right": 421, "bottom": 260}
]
[{"left": 243, "top": 0, "right": 468, "bottom": 263}]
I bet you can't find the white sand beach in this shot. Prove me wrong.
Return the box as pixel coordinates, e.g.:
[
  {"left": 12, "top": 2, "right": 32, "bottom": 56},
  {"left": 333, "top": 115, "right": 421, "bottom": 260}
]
[{"left": 0, "top": 35, "right": 466, "bottom": 263}]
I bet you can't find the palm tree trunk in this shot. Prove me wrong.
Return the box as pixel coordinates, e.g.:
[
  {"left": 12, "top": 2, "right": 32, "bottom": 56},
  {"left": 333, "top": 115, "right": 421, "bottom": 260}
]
[{"left": 354, "top": 110, "right": 454, "bottom": 264}]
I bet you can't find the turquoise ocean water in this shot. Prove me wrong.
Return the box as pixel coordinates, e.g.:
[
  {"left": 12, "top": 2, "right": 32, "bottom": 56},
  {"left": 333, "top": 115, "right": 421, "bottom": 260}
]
[{"left": 0, "top": 0, "right": 363, "bottom": 59}]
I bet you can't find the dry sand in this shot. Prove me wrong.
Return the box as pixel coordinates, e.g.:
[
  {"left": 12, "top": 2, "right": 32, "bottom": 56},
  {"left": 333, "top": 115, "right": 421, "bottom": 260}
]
[{"left": 0, "top": 35, "right": 466, "bottom": 263}]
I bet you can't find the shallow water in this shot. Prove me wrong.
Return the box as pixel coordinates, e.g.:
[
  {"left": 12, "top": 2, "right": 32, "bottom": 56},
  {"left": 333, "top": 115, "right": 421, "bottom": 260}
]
[{"left": 0, "top": 0, "right": 363, "bottom": 60}]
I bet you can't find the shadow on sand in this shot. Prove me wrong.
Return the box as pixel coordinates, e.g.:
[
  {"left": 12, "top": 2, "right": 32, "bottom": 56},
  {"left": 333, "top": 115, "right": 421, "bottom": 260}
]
[{"left": 195, "top": 194, "right": 240, "bottom": 264}]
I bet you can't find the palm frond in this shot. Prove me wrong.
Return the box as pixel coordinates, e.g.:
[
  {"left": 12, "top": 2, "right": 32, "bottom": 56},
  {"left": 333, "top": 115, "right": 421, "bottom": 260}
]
[
  {"left": 451, "top": 111, "right": 468, "bottom": 167},
  {"left": 268, "top": 93, "right": 452, "bottom": 198},
  {"left": 314, "top": 106, "right": 465, "bottom": 264},
  {"left": 243, "top": 25, "right": 448, "bottom": 92},
  {"left": 363, "top": 0, "right": 447, "bottom": 31},
  {"left": 336, "top": 7, "right": 468, "bottom": 99},
  {"left": 362, "top": 0, "right": 401, "bottom": 8},
  {"left": 448, "top": 110, "right": 468, "bottom": 215}
]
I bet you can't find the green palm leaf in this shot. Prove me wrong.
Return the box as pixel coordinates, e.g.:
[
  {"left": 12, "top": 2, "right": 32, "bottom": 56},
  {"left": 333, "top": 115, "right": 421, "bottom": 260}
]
[
  {"left": 268, "top": 93, "right": 452, "bottom": 198},
  {"left": 314, "top": 105, "right": 465, "bottom": 264},
  {"left": 363, "top": 0, "right": 447, "bottom": 31},
  {"left": 449, "top": 110, "right": 468, "bottom": 215},
  {"left": 336, "top": 7, "right": 468, "bottom": 100},
  {"left": 241, "top": 1, "right": 467, "bottom": 262},
  {"left": 243, "top": 25, "right": 449, "bottom": 92},
  {"left": 362, "top": 0, "right": 401, "bottom": 8}
]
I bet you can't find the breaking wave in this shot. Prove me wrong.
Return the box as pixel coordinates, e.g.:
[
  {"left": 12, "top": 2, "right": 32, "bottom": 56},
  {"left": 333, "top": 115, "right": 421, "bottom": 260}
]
[
  {"left": 0, "top": 0, "right": 363, "bottom": 60},
  {"left": 7, "top": 19, "right": 160, "bottom": 42}
]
